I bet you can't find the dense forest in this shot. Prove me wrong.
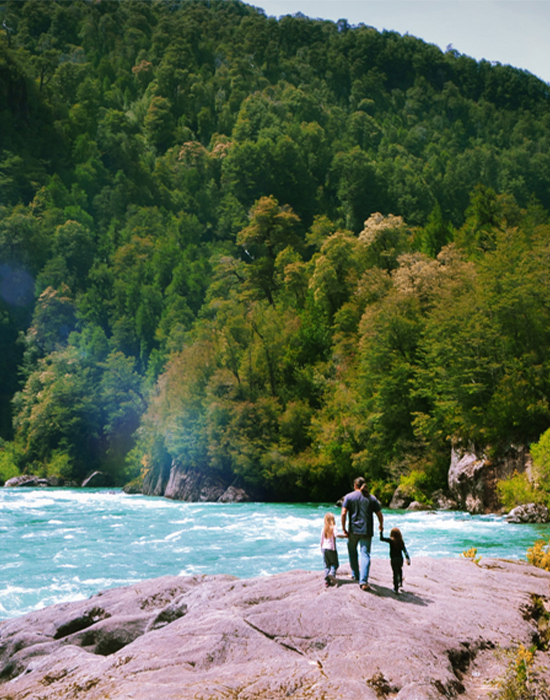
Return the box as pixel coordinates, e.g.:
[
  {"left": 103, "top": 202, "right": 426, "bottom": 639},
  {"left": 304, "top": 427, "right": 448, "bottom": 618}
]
[{"left": 2, "top": 0, "right": 550, "bottom": 503}]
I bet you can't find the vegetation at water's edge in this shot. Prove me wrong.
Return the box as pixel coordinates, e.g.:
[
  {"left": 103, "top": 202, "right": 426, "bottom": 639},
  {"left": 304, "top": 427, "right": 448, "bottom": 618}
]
[{"left": 2, "top": 0, "right": 550, "bottom": 501}]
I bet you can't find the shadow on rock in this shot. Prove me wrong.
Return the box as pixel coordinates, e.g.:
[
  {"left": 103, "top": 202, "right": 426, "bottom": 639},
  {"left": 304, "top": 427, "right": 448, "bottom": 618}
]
[{"left": 367, "top": 583, "right": 432, "bottom": 606}]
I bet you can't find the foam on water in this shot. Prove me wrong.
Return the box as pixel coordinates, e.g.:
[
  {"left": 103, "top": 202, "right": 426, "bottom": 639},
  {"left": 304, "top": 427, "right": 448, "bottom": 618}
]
[{"left": 1, "top": 488, "right": 550, "bottom": 620}]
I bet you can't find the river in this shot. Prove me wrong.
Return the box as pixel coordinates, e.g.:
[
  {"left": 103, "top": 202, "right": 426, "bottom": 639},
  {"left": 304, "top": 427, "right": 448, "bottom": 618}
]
[{"left": 1, "top": 488, "right": 549, "bottom": 620}]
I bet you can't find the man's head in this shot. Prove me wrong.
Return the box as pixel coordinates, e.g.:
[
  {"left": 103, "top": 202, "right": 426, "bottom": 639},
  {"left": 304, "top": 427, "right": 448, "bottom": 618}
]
[{"left": 353, "top": 476, "right": 365, "bottom": 490}]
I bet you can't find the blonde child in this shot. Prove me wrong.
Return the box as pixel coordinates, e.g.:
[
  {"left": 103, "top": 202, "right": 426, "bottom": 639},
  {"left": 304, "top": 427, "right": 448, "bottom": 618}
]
[
  {"left": 321, "top": 512, "right": 339, "bottom": 587},
  {"left": 380, "top": 527, "right": 410, "bottom": 594}
]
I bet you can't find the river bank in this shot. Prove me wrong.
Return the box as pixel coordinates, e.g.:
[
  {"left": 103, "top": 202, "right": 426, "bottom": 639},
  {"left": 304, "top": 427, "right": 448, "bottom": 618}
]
[{"left": 1, "top": 558, "right": 549, "bottom": 699}]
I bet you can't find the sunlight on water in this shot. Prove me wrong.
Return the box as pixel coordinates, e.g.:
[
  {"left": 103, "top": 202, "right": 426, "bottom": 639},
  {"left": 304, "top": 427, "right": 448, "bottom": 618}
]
[{"left": 1, "top": 488, "right": 550, "bottom": 620}]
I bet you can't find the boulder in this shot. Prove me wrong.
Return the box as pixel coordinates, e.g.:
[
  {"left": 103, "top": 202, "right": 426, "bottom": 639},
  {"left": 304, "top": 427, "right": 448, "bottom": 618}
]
[
  {"left": 141, "top": 459, "right": 252, "bottom": 502},
  {"left": 81, "top": 471, "right": 113, "bottom": 488},
  {"left": 1, "top": 559, "right": 550, "bottom": 700},
  {"left": 431, "top": 489, "right": 458, "bottom": 511},
  {"left": 389, "top": 486, "right": 413, "bottom": 509},
  {"left": 121, "top": 479, "right": 143, "bottom": 494},
  {"left": 448, "top": 445, "right": 532, "bottom": 514},
  {"left": 406, "top": 500, "right": 430, "bottom": 511},
  {"left": 506, "top": 503, "right": 549, "bottom": 524},
  {"left": 218, "top": 485, "right": 250, "bottom": 503},
  {"left": 448, "top": 450, "right": 488, "bottom": 514},
  {"left": 164, "top": 465, "right": 227, "bottom": 501},
  {"left": 4, "top": 475, "right": 49, "bottom": 488}
]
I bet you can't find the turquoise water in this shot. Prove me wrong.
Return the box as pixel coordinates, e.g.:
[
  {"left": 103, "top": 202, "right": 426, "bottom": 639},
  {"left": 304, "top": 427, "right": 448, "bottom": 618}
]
[{"left": 1, "top": 488, "right": 550, "bottom": 620}]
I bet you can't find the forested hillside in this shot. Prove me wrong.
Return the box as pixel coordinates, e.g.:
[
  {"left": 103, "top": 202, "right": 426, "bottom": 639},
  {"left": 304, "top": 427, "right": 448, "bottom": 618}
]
[{"left": 2, "top": 0, "right": 550, "bottom": 502}]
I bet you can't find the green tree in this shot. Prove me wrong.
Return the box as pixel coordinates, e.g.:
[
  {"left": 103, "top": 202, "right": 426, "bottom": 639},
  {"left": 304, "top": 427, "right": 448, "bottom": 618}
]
[{"left": 236, "top": 196, "right": 302, "bottom": 305}]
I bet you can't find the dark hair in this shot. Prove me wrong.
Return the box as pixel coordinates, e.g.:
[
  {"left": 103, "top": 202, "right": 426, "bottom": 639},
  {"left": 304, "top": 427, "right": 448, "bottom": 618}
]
[
  {"left": 360, "top": 483, "right": 370, "bottom": 497},
  {"left": 390, "top": 528, "right": 404, "bottom": 547},
  {"left": 354, "top": 476, "right": 365, "bottom": 489}
]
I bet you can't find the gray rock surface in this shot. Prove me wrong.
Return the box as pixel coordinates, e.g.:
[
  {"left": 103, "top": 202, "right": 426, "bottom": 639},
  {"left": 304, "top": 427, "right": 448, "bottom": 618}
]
[
  {"left": 430, "top": 489, "right": 458, "bottom": 511},
  {"left": 142, "top": 458, "right": 252, "bottom": 502},
  {"left": 4, "top": 475, "right": 50, "bottom": 488},
  {"left": 1, "top": 558, "right": 549, "bottom": 699},
  {"left": 506, "top": 503, "right": 550, "bottom": 523},
  {"left": 218, "top": 485, "right": 250, "bottom": 503},
  {"left": 448, "top": 446, "right": 532, "bottom": 514},
  {"left": 164, "top": 464, "right": 228, "bottom": 501},
  {"left": 389, "top": 486, "right": 413, "bottom": 509},
  {"left": 448, "top": 450, "right": 488, "bottom": 513},
  {"left": 406, "top": 500, "right": 430, "bottom": 511},
  {"left": 141, "top": 457, "right": 172, "bottom": 496}
]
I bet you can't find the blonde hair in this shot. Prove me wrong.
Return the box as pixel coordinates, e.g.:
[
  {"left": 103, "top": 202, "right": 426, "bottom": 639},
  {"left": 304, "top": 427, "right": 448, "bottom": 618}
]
[{"left": 323, "top": 512, "right": 336, "bottom": 539}]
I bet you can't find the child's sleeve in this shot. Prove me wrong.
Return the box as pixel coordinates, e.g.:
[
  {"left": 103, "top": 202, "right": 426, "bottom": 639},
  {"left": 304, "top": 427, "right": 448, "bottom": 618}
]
[
  {"left": 403, "top": 543, "right": 411, "bottom": 563},
  {"left": 380, "top": 535, "right": 391, "bottom": 543}
]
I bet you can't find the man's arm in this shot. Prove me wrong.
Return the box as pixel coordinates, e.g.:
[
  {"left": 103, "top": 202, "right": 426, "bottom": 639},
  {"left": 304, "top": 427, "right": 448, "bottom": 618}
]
[
  {"left": 376, "top": 508, "right": 384, "bottom": 532},
  {"left": 341, "top": 507, "right": 348, "bottom": 537}
]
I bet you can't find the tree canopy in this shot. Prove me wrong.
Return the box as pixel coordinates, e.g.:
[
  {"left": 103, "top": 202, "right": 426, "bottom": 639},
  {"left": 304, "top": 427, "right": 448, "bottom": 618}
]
[{"left": 2, "top": 0, "right": 550, "bottom": 501}]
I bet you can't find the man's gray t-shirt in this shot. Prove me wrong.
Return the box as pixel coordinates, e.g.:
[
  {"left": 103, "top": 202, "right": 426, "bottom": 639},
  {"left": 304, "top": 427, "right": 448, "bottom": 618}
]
[{"left": 342, "top": 491, "right": 381, "bottom": 537}]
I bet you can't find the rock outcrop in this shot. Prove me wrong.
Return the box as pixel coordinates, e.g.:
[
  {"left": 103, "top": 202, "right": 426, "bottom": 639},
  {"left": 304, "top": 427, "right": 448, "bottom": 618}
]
[
  {"left": 1, "top": 558, "right": 549, "bottom": 699},
  {"left": 388, "top": 486, "right": 413, "bottom": 509},
  {"left": 141, "top": 457, "right": 172, "bottom": 497},
  {"left": 506, "top": 503, "right": 550, "bottom": 523},
  {"left": 142, "top": 459, "right": 250, "bottom": 502},
  {"left": 4, "top": 475, "right": 51, "bottom": 488},
  {"left": 448, "top": 446, "right": 531, "bottom": 514},
  {"left": 406, "top": 500, "right": 430, "bottom": 511},
  {"left": 164, "top": 464, "right": 228, "bottom": 501},
  {"left": 389, "top": 488, "right": 457, "bottom": 511},
  {"left": 430, "top": 489, "right": 458, "bottom": 511},
  {"left": 448, "top": 450, "right": 488, "bottom": 513}
]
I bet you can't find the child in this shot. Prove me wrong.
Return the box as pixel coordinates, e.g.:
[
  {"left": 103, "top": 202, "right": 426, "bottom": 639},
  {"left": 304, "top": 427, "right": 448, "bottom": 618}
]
[
  {"left": 380, "top": 527, "right": 411, "bottom": 594},
  {"left": 320, "top": 512, "right": 339, "bottom": 587}
]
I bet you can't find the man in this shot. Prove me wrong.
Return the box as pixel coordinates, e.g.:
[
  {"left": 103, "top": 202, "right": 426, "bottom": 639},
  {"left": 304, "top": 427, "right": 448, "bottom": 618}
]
[{"left": 341, "top": 477, "right": 384, "bottom": 591}]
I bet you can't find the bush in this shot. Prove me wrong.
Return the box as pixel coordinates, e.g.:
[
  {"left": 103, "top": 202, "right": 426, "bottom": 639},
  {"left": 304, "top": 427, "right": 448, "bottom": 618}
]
[
  {"left": 398, "top": 470, "right": 431, "bottom": 504},
  {"left": 46, "top": 450, "right": 73, "bottom": 481},
  {"left": 461, "top": 547, "right": 482, "bottom": 565},
  {"left": 0, "top": 440, "right": 23, "bottom": 484},
  {"left": 491, "top": 644, "right": 548, "bottom": 700},
  {"left": 497, "top": 472, "right": 539, "bottom": 510},
  {"left": 530, "top": 428, "right": 550, "bottom": 503},
  {"left": 370, "top": 480, "right": 397, "bottom": 506},
  {"left": 527, "top": 540, "right": 550, "bottom": 572}
]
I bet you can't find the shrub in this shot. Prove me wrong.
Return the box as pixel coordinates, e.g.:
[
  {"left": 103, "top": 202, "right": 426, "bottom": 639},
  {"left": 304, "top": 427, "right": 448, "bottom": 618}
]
[
  {"left": 0, "top": 440, "right": 23, "bottom": 483},
  {"left": 497, "top": 472, "right": 539, "bottom": 511},
  {"left": 370, "top": 480, "right": 397, "bottom": 506},
  {"left": 46, "top": 450, "right": 73, "bottom": 481},
  {"left": 491, "top": 644, "right": 548, "bottom": 700},
  {"left": 398, "top": 470, "right": 431, "bottom": 504},
  {"left": 527, "top": 540, "right": 550, "bottom": 572},
  {"left": 461, "top": 547, "right": 482, "bottom": 565}
]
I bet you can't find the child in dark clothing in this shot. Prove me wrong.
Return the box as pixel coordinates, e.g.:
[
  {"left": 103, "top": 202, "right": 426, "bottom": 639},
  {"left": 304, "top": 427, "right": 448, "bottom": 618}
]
[{"left": 380, "top": 527, "right": 410, "bottom": 593}]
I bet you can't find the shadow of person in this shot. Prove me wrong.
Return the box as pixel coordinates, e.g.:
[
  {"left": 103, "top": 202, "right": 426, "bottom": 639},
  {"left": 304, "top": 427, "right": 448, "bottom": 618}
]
[
  {"left": 366, "top": 583, "right": 432, "bottom": 606},
  {"left": 333, "top": 577, "right": 358, "bottom": 587}
]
